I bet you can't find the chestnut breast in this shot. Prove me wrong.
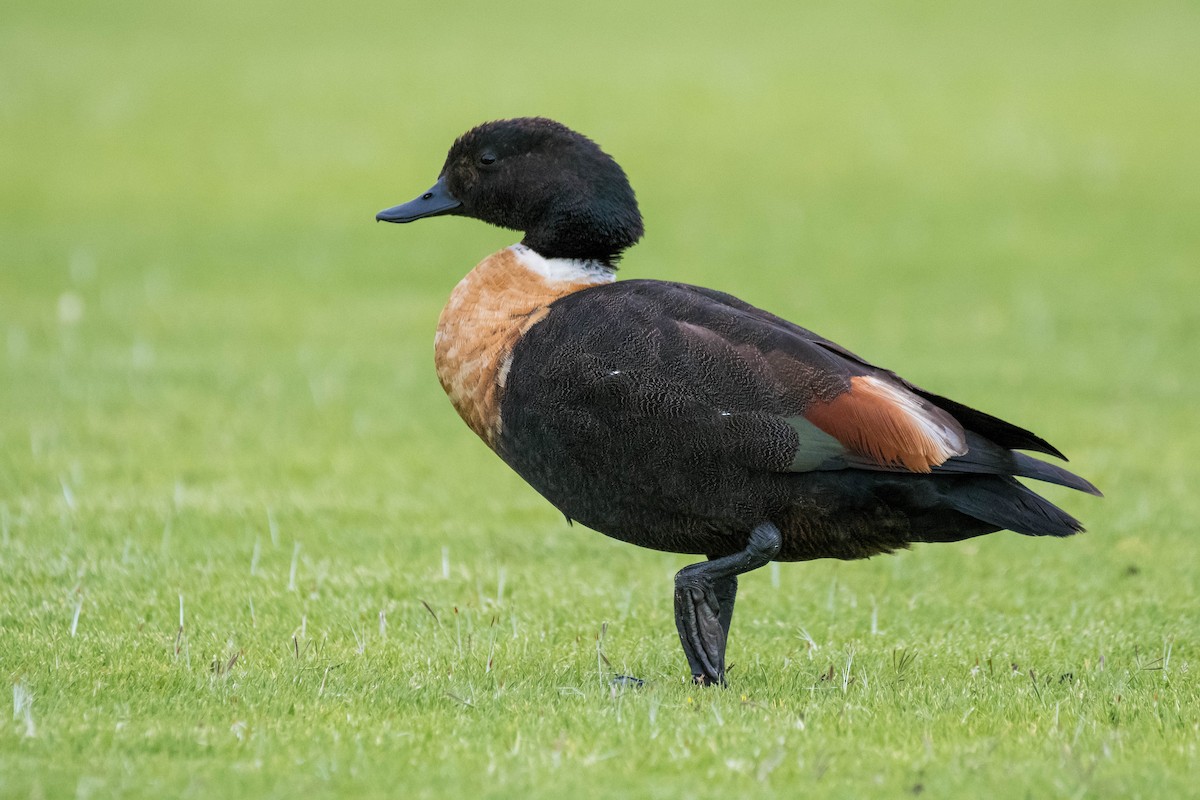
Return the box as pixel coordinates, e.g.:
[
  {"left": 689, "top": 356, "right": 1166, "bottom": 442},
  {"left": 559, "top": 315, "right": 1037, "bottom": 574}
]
[{"left": 434, "top": 245, "right": 615, "bottom": 446}]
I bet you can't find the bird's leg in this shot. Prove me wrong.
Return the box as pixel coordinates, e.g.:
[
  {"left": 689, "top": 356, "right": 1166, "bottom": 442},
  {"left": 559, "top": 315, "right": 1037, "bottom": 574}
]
[
  {"left": 696, "top": 571, "right": 738, "bottom": 679},
  {"left": 711, "top": 572, "right": 738, "bottom": 646},
  {"left": 674, "top": 521, "right": 782, "bottom": 686}
]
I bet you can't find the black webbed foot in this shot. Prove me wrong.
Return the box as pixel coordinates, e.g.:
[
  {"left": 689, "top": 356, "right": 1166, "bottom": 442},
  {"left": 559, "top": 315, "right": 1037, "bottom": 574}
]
[
  {"left": 673, "top": 521, "right": 782, "bottom": 685},
  {"left": 674, "top": 573, "right": 728, "bottom": 684}
]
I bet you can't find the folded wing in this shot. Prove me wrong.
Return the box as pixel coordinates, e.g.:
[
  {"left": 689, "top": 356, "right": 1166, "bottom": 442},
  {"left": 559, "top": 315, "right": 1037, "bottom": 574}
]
[{"left": 628, "top": 280, "right": 1097, "bottom": 495}]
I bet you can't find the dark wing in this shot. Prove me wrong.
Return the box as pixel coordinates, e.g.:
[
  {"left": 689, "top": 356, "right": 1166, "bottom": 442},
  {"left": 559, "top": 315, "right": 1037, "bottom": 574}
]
[
  {"left": 672, "top": 283, "right": 1078, "bottom": 459},
  {"left": 528, "top": 280, "right": 1098, "bottom": 494}
]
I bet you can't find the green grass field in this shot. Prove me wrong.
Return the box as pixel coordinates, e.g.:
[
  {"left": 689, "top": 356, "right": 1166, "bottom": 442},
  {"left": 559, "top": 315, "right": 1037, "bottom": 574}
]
[{"left": 3, "top": 0, "right": 1198, "bottom": 797}]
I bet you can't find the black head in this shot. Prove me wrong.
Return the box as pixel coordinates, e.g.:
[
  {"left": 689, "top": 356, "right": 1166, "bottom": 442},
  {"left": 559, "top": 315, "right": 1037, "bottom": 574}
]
[{"left": 377, "top": 118, "right": 644, "bottom": 265}]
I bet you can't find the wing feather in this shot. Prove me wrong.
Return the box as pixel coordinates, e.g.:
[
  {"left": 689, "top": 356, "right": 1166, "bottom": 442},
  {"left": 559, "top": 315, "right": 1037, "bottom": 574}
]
[
  {"left": 803, "top": 376, "right": 967, "bottom": 472},
  {"left": 530, "top": 280, "right": 1083, "bottom": 489}
]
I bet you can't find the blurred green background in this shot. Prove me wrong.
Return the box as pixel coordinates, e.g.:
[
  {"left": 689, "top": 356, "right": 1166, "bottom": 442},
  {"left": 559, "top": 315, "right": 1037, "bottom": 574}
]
[{"left": 2, "top": 0, "right": 1198, "bottom": 797}]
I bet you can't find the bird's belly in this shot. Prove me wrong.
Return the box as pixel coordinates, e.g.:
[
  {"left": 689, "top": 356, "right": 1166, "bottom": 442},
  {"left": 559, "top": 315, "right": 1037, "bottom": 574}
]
[
  {"left": 497, "top": 408, "right": 940, "bottom": 562},
  {"left": 494, "top": 407, "right": 772, "bottom": 556}
]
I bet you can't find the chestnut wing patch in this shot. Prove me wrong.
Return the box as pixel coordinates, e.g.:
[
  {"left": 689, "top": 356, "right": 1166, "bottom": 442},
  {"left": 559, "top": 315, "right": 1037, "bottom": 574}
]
[{"left": 803, "top": 375, "right": 967, "bottom": 472}]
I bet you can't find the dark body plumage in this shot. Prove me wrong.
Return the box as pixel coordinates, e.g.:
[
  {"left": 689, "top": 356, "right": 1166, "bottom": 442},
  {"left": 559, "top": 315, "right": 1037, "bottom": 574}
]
[
  {"left": 500, "top": 279, "right": 1091, "bottom": 561},
  {"left": 376, "top": 117, "right": 1099, "bottom": 684}
]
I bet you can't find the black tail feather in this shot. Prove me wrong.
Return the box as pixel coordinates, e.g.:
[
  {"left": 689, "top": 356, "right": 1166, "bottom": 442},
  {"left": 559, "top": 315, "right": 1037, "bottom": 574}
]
[
  {"left": 1011, "top": 452, "right": 1103, "bottom": 497},
  {"left": 942, "top": 475, "right": 1084, "bottom": 537},
  {"left": 936, "top": 432, "right": 1102, "bottom": 496}
]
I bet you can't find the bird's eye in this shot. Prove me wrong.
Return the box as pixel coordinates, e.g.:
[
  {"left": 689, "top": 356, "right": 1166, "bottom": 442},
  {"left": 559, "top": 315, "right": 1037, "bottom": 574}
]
[{"left": 480, "top": 153, "right": 497, "bottom": 166}]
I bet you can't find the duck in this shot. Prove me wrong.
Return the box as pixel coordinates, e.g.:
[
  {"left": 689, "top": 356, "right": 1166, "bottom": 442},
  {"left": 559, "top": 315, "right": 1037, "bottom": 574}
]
[{"left": 376, "top": 117, "right": 1100, "bottom": 686}]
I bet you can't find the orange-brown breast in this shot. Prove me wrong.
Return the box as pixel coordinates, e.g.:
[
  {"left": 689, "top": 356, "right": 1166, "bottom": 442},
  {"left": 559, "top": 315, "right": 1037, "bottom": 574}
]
[{"left": 434, "top": 247, "right": 610, "bottom": 448}]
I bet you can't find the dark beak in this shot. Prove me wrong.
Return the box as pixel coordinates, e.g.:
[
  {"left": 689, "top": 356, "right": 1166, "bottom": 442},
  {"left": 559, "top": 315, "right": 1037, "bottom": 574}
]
[{"left": 376, "top": 175, "right": 462, "bottom": 223}]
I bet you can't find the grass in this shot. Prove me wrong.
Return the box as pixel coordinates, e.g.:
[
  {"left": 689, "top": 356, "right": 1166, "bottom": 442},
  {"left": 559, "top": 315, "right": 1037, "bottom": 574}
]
[{"left": 2, "top": 0, "right": 1198, "bottom": 797}]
